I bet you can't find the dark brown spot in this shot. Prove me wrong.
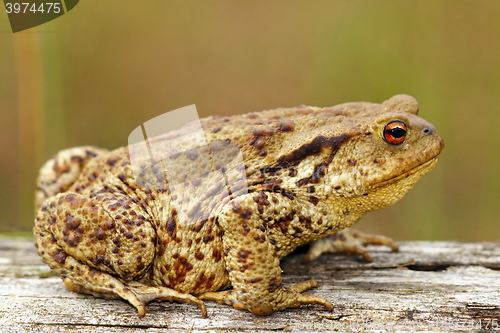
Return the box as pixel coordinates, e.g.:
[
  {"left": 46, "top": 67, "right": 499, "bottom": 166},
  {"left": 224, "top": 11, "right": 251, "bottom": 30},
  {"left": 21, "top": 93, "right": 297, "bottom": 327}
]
[
  {"left": 102, "top": 221, "right": 116, "bottom": 230},
  {"left": 307, "top": 186, "right": 315, "bottom": 193},
  {"left": 48, "top": 216, "right": 57, "bottom": 225},
  {"left": 195, "top": 251, "right": 204, "bottom": 261},
  {"left": 87, "top": 171, "right": 99, "bottom": 182},
  {"left": 309, "top": 196, "right": 319, "bottom": 205},
  {"left": 187, "top": 202, "right": 202, "bottom": 221},
  {"left": 252, "top": 127, "right": 274, "bottom": 137},
  {"left": 169, "top": 151, "right": 180, "bottom": 159},
  {"left": 297, "top": 215, "right": 312, "bottom": 229},
  {"left": 212, "top": 249, "right": 222, "bottom": 262},
  {"left": 53, "top": 249, "right": 67, "bottom": 264},
  {"left": 250, "top": 278, "right": 263, "bottom": 284},
  {"left": 260, "top": 166, "right": 280, "bottom": 176},
  {"left": 66, "top": 215, "right": 81, "bottom": 230},
  {"left": 158, "top": 240, "right": 167, "bottom": 256},
  {"left": 86, "top": 150, "right": 98, "bottom": 158},
  {"left": 70, "top": 155, "right": 84, "bottom": 163},
  {"left": 193, "top": 272, "right": 207, "bottom": 290},
  {"left": 240, "top": 209, "right": 252, "bottom": 220},
  {"left": 166, "top": 216, "right": 179, "bottom": 242},
  {"left": 281, "top": 189, "right": 295, "bottom": 200},
  {"left": 250, "top": 137, "right": 266, "bottom": 150},
  {"left": 95, "top": 228, "right": 106, "bottom": 241},
  {"left": 53, "top": 162, "right": 70, "bottom": 176},
  {"left": 276, "top": 134, "right": 351, "bottom": 169},
  {"left": 277, "top": 121, "right": 294, "bottom": 132},
  {"left": 187, "top": 150, "right": 198, "bottom": 161},
  {"left": 192, "top": 219, "right": 207, "bottom": 233},
  {"left": 63, "top": 233, "right": 81, "bottom": 247},
  {"left": 253, "top": 234, "right": 266, "bottom": 243},
  {"left": 262, "top": 179, "right": 282, "bottom": 191},
  {"left": 237, "top": 250, "right": 251, "bottom": 263},
  {"left": 296, "top": 162, "right": 327, "bottom": 187},
  {"left": 268, "top": 277, "right": 282, "bottom": 293},
  {"left": 203, "top": 235, "right": 214, "bottom": 243},
  {"left": 106, "top": 155, "right": 120, "bottom": 167},
  {"left": 241, "top": 223, "right": 250, "bottom": 235}
]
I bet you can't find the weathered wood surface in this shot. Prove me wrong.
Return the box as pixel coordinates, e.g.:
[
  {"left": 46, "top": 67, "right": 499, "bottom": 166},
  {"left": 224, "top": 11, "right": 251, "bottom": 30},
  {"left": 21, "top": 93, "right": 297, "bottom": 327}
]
[{"left": 0, "top": 238, "right": 499, "bottom": 332}]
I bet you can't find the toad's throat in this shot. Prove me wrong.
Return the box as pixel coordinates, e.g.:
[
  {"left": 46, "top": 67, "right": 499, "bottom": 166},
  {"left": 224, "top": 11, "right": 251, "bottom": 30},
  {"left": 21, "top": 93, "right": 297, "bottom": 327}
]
[{"left": 371, "top": 154, "right": 441, "bottom": 190}]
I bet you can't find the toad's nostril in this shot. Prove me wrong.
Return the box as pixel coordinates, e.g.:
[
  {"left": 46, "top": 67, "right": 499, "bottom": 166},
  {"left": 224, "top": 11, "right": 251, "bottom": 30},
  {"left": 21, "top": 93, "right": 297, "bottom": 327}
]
[{"left": 423, "top": 128, "right": 430, "bottom": 134}]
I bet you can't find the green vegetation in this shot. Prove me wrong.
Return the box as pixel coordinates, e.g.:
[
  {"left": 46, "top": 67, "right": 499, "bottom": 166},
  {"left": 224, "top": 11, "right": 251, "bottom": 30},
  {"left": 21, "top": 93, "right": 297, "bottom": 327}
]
[{"left": 0, "top": 1, "right": 499, "bottom": 241}]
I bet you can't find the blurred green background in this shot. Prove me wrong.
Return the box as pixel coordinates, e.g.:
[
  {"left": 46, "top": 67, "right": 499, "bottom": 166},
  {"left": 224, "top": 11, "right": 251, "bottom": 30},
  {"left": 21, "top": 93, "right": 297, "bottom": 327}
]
[{"left": 0, "top": 1, "right": 498, "bottom": 241}]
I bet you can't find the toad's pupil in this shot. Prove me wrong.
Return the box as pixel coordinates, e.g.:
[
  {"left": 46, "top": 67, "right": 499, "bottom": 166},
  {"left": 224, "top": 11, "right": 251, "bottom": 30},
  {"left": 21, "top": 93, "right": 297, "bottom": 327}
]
[{"left": 388, "top": 127, "right": 406, "bottom": 138}]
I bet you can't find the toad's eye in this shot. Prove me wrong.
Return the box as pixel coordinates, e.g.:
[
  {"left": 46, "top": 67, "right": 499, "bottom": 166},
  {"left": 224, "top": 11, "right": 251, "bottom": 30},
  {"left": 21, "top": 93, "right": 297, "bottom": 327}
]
[{"left": 383, "top": 121, "right": 407, "bottom": 145}]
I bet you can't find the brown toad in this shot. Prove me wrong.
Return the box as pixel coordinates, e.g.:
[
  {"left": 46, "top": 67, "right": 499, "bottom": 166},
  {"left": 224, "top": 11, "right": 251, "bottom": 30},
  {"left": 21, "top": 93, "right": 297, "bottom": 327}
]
[{"left": 34, "top": 95, "right": 444, "bottom": 317}]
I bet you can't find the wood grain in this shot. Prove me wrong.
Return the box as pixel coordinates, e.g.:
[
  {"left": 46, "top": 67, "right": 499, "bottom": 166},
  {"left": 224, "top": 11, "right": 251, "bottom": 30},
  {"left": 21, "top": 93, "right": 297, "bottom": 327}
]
[{"left": 1, "top": 239, "right": 499, "bottom": 332}]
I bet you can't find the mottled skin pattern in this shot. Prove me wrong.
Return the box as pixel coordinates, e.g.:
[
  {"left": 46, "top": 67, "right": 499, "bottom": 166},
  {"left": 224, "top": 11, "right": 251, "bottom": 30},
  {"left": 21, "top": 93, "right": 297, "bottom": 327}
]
[{"left": 34, "top": 95, "right": 444, "bottom": 317}]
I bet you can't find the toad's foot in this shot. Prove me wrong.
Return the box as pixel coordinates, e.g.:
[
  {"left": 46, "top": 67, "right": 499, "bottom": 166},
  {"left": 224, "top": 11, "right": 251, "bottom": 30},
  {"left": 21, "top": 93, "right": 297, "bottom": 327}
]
[
  {"left": 62, "top": 265, "right": 208, "bottom": 318},
  {"left": 304, "top": 228, "right": 399, "bottom": 263},
  {"left": 120, "top": 281, "right": 208, "bottom": 318},
  {"left": 199, "top": 279, "right": 333, "bottom": 315}
]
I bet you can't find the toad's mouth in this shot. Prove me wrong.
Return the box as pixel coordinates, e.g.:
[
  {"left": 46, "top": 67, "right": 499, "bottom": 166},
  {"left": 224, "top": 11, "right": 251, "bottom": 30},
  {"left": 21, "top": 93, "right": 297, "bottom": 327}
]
[{"left": 370, "top": 153, "right": 441, "bottom": 190}]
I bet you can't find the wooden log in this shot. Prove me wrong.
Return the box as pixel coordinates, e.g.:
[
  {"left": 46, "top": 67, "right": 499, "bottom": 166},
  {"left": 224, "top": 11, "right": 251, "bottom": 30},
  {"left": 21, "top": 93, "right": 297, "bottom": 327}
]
[{"left": 1, "top": 238, "right": 499, "bottom": 332}]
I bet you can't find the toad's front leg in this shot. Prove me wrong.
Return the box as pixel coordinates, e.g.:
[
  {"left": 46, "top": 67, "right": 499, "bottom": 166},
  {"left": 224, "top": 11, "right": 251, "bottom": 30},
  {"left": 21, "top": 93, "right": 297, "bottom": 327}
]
[
  {"left": 201, "top": 193, "right": 333, "bottom": 315},
  {"left": 304, "top": 228, "right": 399, "bottom": 263}
]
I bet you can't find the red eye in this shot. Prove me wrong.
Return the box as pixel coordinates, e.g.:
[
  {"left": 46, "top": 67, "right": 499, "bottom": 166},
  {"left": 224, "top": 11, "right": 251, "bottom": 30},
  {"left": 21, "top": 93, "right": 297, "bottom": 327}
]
[{"left": 383, "top": 121, "right": 407, "bottom": 145}]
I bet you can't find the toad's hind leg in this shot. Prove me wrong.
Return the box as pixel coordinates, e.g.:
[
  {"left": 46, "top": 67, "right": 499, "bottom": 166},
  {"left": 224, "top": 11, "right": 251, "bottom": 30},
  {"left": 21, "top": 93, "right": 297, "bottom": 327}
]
[
  {"left": 35, "top": 146, "right": 108, "bottom": 211},
  {"left": 61, "top": 260, "right": 207, "bottom": 318},
  {"left": 34, "top": 192, "right": 206, "bottom": 317}
]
